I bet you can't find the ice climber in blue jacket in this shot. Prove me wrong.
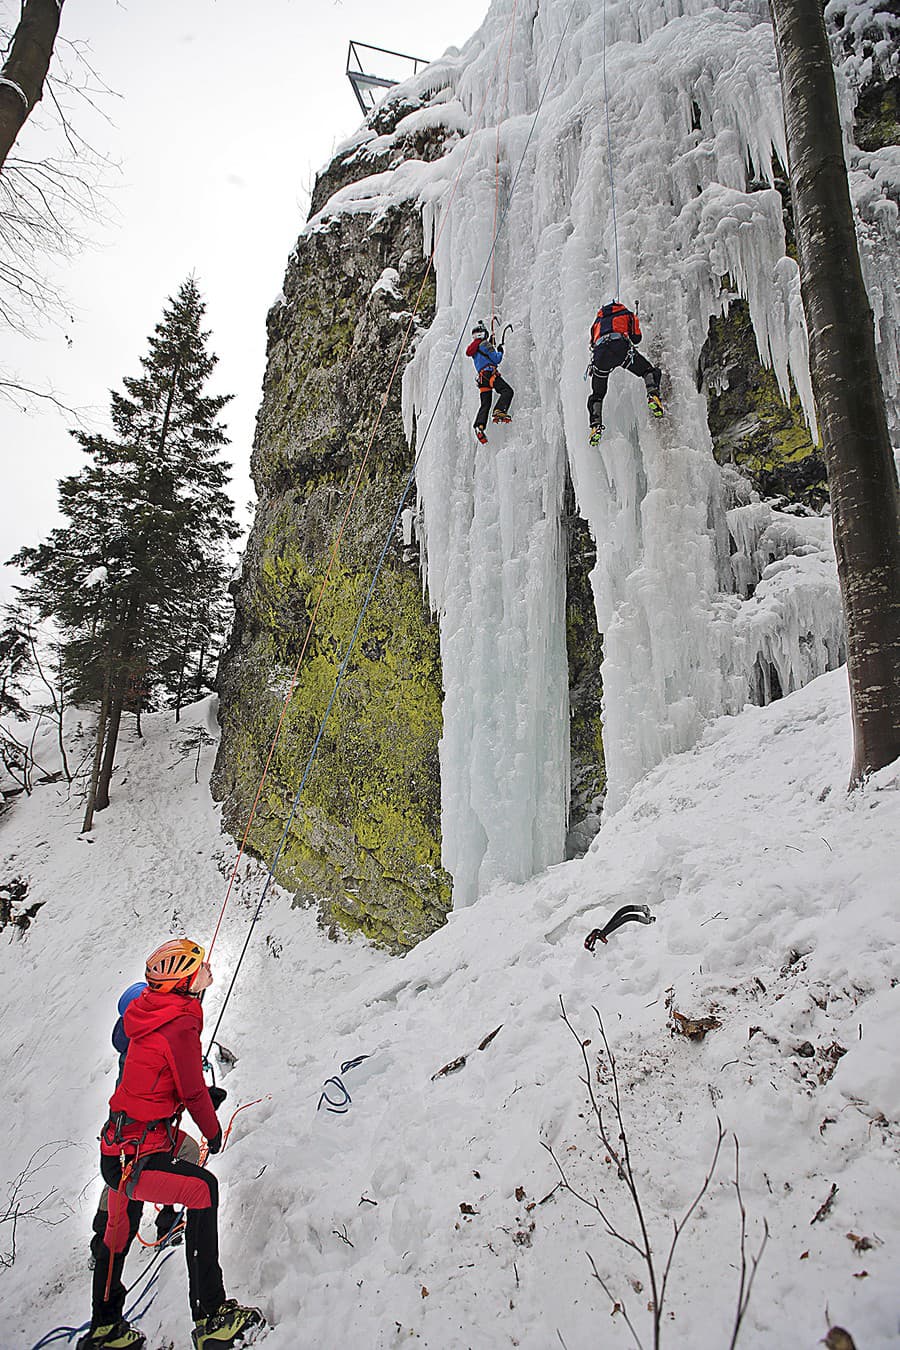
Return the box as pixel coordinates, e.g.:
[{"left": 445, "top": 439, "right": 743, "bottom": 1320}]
[{"left": 466, "top": 321, "right": 514, "bottom": 444}]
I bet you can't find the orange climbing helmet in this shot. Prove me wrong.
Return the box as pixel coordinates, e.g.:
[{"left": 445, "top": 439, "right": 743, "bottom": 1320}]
[{"left": 145, "top": 938, "right": 206, "bottom": 994}]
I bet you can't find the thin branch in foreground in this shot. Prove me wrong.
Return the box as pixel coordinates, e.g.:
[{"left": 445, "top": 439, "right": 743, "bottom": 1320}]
[
  {"left": 554, "top": 996, "right": 767, "bottom": 1350},
  {"left": 587, "top": 1250, "right": 644, "bottom": 1350},
  {"left": 1, "top": 1139, "right": 76, "bottom": 1268},
  {"left": 728, "top": 1136, "right": 769, "bottom": 1350}
]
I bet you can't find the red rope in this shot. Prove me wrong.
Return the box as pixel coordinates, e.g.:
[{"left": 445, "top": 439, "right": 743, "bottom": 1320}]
[
  {"left": 491, "top": 0, "right": 520, "bottom": 328},
  {"left": 207, "top": 25, "right": 520, "bottom": 960},
  {"left": 133, "top": 1096, "right": 271, "bottom": 1248}
]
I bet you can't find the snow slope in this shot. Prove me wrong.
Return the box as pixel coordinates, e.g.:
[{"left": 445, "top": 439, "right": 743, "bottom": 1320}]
[{"left": 2, "top": 673, "right": 899, "bottom": 1349}]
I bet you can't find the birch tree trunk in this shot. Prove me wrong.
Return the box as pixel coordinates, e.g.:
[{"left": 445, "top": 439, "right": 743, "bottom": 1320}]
[
  {"left": 769, "top": 0, "right": 900, "bottom": 783},
  {"left": 0, "top": 0, "right": 63, "bottom": 172}
]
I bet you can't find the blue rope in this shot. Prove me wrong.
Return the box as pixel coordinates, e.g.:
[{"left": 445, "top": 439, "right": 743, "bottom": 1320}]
[
  {"left": 602, "top": 0, "right": 621, "bottom": 297},
  {"left": 28, "top": 1249, "right": 176, "bottom": 1350},
  {"left": 206, "top": 0, "right": 579, "bottom": 1053}
]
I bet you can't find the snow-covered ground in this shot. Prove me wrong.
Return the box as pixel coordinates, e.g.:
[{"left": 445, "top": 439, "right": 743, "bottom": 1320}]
[{"left": 2, "top": 673, "right": 898, "bottom": 1349}]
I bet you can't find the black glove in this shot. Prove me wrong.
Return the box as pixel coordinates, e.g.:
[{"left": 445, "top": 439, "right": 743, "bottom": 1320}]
[
  {"left": 498, "top": 343, "right": 504, "bottom": 354},
  {"left": 206, "top": 1127, "right": 223, "bottom": 1155},
  {"left": 209, "top": 1085, "right": 227, "bottom": 1109}
]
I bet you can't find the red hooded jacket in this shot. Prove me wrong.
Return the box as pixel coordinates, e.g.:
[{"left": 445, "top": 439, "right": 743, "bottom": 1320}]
[{"left": 101, "top": 989, "right": 219, "bottom": 1157}]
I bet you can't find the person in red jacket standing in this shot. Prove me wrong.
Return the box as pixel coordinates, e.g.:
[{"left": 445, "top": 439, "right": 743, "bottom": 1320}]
[
  {"left": 587, "top": 300, "right": 664, "bottom": 444},
  {"left": 79, "top": 940, "right": 263, "bottom": 1350}
]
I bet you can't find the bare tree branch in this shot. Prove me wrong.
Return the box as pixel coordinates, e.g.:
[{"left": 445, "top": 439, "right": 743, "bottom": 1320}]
[
  {"left": 1, "top": 1139, "right": 76, "bottom": 1268},
  {"left": 554, "top": 997, "right": 767, "bottom": 1350}
]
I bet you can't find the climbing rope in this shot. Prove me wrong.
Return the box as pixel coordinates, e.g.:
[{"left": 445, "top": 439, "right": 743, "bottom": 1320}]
[
  {"left": 205, "top": 21, "right": 523, "bottom": 965},
  {"left": 602, "top": 0, "right": 621, "bottom": 296},
  {"left": 206, "top": 0, "right": 580, "bottom": 1053},
  {"left": 28, "top": 1252, "right": 176, "bottom": 1349},
  {"left": 491, "top": 0, "right": 521, "bottom": 326}
]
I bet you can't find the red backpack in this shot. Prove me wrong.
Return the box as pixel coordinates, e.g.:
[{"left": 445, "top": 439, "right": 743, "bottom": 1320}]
[{"left": 591, "top": 302, "right": 640, "bottom": 345}]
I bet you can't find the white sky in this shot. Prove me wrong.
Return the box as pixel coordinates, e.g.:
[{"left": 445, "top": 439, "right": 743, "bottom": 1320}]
[{"left": 0, "top": 0, "right": 489, "bottom": 601}]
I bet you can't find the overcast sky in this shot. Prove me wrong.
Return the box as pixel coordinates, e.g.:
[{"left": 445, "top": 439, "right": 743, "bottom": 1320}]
[{"left": 0, "top": 0, "right": 489, "bottom": 601}]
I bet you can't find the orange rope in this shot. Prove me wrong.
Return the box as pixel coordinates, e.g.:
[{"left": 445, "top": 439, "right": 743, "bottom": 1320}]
[
  {"left": 491, "top": 0, "right": 520, "bottom": 329},
  {"left": 133, "top": 1097, "right": 271, "bottom": 1248},
  {"left": 136, "top": 1216, "right": 186, "bottom": 1250},
  {"left": 207, "top": 22, "right": 519, "bottom": 960}
]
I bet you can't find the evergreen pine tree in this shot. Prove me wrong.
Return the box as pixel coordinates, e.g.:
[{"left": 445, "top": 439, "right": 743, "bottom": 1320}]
[
  {"left": 0, "top": 607, "right": 33, "bottom": 722},
  {"left": 11, "top": 278, "right": 239, "bottom": 828}
]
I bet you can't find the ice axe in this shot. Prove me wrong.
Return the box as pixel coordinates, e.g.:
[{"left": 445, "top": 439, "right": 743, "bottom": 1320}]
[{"left": 584, "top": 903, "right": 655, "bottom": 951}]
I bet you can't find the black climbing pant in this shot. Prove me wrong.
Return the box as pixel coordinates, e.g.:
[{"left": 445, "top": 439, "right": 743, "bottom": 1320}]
[
  {"left": 92, "top": 1150, "right": 226, "bottom": 1326},
  {"left": 587, "top": 336, "right": 660, "bottom": 427},
  {"left": 475, "top": 372, "right": 514, "bottom": 431}
]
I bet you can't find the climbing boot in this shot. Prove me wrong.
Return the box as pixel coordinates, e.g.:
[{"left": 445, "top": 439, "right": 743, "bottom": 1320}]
[
  {"left": 76, "top": 1323, "right": 146, "bottom": 1349},
  {"left": 192, "top": 1299, "right": 266, "bottom": 1349},
  {"left": 647, "top": 392, "right": 664, "bottom": 418},
  {"left": 474, "top": 427, "right": 488, "bottom": 445},
  {"left": 589, "top": 424, "right": 604, "bottom": 445},
  {"left": 155, "top": 1205, "right": 183, "bottom": 1246},
  {"left": 492, "top": 410, "right": 512, "bottom": 424}
]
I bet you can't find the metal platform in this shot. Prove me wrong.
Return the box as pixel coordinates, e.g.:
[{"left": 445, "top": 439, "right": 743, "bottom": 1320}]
[{"left": 346, "top": 40, "right": 429, "bottom": 116}]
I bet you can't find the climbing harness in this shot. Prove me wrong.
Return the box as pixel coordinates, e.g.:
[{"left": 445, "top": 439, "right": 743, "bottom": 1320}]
[
  {"left": 206, "top": 0, "right": 580, "bottom": 1053},
  {"left": 602, "top": 0, "right": 621, "bottom": 297},
  {"left": 584, "top": 903, "right": 656, "bottom": 951}
]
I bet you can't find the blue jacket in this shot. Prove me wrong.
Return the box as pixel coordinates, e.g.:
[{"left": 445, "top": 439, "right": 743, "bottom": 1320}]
[{"left": 467, "top": 339, "right": 503, "bottom": 374}]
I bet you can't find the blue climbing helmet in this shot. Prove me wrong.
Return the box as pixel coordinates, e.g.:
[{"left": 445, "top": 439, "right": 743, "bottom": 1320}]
[{"left": 117, "top": 981, "right": 147, "bottom": 1016}]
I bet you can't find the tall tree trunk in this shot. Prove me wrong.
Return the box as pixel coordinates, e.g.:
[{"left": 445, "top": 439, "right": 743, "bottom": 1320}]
[
  {"left": 769, "top": 0, "right": 900, "bottom": 783},
  {"left": 95, "top": 594, "right": 143, "bottom": 811},
  {"left": 55, "top": 679, "right": 71, "bottom": 783},
  {"left": 174, "top": 614, "right": 193, "bottom": 724},
  {"left": 195, "top": 633, "right": 208, "bottom": 700},
  {"left": 94, "top": 689, "right": 124, "bottom": 811},
  {"left": 158, "top": 353, "right": 182, "bottom": 455},
  {"left": 81, "top": 669, "right": 110, "bottom": 834},
  {"left": 0, "top": 0, "right": 63, "bottom": 172}
]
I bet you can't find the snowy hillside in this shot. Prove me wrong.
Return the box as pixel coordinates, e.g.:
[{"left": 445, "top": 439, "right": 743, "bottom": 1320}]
[{"left": 3, "top": 671, "right": 899, "bottom": 1349}]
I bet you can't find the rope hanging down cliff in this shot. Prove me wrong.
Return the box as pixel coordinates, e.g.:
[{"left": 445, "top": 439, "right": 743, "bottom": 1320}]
[
  {"left": 602, "top": 0, "right": 621, "bottom": 297},
  {"left": 491, "top": 0, "right": 520, "bottom": 324},
  {"left": 203, "top": 3, "right": 524, "bottom": 968},
  {"left": 206, "top": 0, "right": 581, "bottom": 1054}
]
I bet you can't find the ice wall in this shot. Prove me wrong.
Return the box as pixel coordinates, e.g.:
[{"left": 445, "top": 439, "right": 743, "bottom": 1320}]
[{"left": 309, "top": 0, "right": 898, "bottom": 904}]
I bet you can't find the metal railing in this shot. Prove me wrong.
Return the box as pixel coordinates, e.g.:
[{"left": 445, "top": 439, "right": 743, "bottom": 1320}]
[{"left": 346, "top": 40, "right": 429, "bottom": 116}]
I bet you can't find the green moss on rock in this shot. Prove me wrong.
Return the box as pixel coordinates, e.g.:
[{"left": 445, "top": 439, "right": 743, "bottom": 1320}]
[
  {"left": 212, "top": 153, "right": 450, "bottom": 951},
  {"left": 564, "top": 475, "right": 605, "bottom": 857},
  {"left": 854, "top": 76, "right": 900, "bottom": 151},
  {"left": 699, "top": 300, "right": 828, "bottom": 508}
]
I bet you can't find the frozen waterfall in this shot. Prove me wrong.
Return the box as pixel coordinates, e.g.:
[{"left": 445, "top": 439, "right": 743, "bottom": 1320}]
[{"left": 308, "top": 0, "right": 898, "bottom": 904}]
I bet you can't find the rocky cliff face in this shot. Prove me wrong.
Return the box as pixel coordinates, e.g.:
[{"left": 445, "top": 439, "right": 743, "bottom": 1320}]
[
  {"left": 213, "top": 75, "right": 608, "bottom": 945},
  {"left": 212, "top": 98, "right": 453, "bottom": 951}
]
